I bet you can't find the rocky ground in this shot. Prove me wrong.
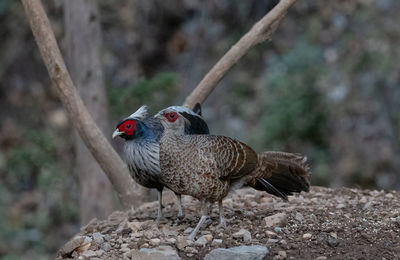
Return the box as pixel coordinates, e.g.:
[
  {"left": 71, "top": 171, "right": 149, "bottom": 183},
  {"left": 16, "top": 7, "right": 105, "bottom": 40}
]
[{"left": 56, "top": 187, "right": 400, "bottom": 260}]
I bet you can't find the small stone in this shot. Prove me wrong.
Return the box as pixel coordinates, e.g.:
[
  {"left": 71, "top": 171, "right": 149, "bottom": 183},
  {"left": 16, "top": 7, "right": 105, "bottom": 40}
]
[
  {"left": 132, "top": 246, "right": 180, "bottom": 260},
  {"left": 278, "top": 251, "right": 287, "bottom": 258},
  {"left": 140, "top": 243, "right": 149, "bottom": 248},
  {"left": 212, "top": 239, "right": 223, "bottom": 246},
  {"left": 267, "top": 238, "right": 280, "bottom": 244},
  {"left": 96, "top": 249, "right": 104, "bottom": 256},
  {"left": 195, "top": 234, "right": 213, "bottom": 246},
  {"left": 81, "top": 250, "right": 97, "bottom": 258},
  {"left": 316, "top": 257, "right": 327, "bottom": 260},
  {"left": 327, "top": 237, "right": 340, "bottom": 247},
  {"left": 295, "top": 212, "right": 304, "bottom": 221},
  {"left": 280, "top": 240, "right": 287, "bottom": 245},
  {"left": 302, "top": 233, "right": 312, "bottom": 240},
  {"left": 385, "top": 193, "right": 394, "bottom": 198},
  {"left": 176, "top": 236, "right": 193, "bottom": 250},
  {"left": 363, "top": 201, "right": 372, "bottom": 210},
  {"left": 101, "top": 242, "right": 111, "bottom": 252},
  {"left": 233, "top": 229, "right": 252, "bottom": 243},
  {"left": 92, "top": 232, "right": 104, "bottom": 245},
  {"left": 166, "top": 238, "right": 177, "bottom": 244},
  {"left": 336, "top": 203, "right": 345, "bottom": 209},
  {"left": 204, "top": 245, "right": 269, "bottom": 260},
  {"left": 274, "top": 227, "right": 282, "bottom": 233},
  {"left": 185, "top": 247, "right": 198, "bottom": 254},
  {"left": 266, "top": 231, "right": 277, "bottom": 237},
  {"left": 329, "top": 232, "right": 337, "bottom": 239},
  {"left": 127, "top": 221, "right": 143, "bottom": 232},
  {"left": 184, "top": 227, "right": 194, "bottom": 234},
  {"left": 263, "top": 213, "right": 287, "bottom": 228},
  {"left": 150, "top": 238, "right": 161, "bottom": 246}
]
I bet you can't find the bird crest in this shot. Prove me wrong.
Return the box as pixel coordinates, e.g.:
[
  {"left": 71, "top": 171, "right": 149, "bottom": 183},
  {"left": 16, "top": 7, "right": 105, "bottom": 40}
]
[{"left": 128, "top": 105, "right": 148, "bottom": 120}]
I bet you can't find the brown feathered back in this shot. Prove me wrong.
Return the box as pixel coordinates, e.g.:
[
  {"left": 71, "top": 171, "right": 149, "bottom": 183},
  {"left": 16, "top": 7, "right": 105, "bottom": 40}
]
[
  {"left": 160, "top": 134, "right": 258, "bottom": 202},
  {"left": 248, "top": 151, "right": 311, "bottom": 200}
]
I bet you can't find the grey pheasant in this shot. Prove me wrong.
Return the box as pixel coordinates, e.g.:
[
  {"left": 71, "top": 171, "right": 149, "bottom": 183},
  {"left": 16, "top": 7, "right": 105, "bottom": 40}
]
[
  {"left": 156, "top": 108, "right": 311, "bottom": 239},
  {"left": 112, "top": 104, "right": 209, "bottom": 221}
]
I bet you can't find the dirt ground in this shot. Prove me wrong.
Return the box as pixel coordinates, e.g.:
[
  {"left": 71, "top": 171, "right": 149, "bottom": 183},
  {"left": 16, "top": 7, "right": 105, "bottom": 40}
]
[{"left": 57, "top": 186, "right": 400, "bottom": 259}]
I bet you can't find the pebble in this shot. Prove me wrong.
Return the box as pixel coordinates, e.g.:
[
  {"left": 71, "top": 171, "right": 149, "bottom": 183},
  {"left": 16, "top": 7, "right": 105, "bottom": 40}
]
[
  {"left": 274, "top": 227, "right": 282, "bottom": 233},
  {"left": 150, "top": 238, "right": 161, "bottom": 246},
  {"left": 92, "top": 232, "right": 104, "bottom": 244},
  {"left": 233, "top": 228, "right": 252, "bottom": 243},
  {"left": 135, "top": 246, "right": 180, "bottom": 260},
  {"left": 195, "top": 234, "right": 213, "bottom": 246},
  {"left": 266, "top": 230, "right": 277, "bottom": 237},
  {"left": 264, "top": 213, "right": 287, "bottom": 228},
  {"left": 336, "top": 203, "right": 345, "bottom": 209},
  {"left": 185, "top": 246, "right": 198, "bottom": 254},
  {"left": 316, "top": 256, "right": 327, "bottom": 260},
  {"left": 278, "top": 250, "right": 287, "bottom": 258},
  {"left": 204, "top": 245, "right": 269, "bottom": 260},
  {"left": 96, "top": 249, "right": 104, "bottom": 256},
  {"left": 80, "top": 250, "right": 97, "bottom": 258},
  {"left": 140, "top": 243, "right": 149, "bottom": 248},
  {"left": 295, "top": 212, "right": 304, "bottom": 221},
  {"left": 101, "top": 242, "right": 111, "bottom": 252},
  {"left": 211, "top": 239, "right": 223, "bottom": 246},
  {"left": 184, "top": 227, "right": 194, "bottom": 234},
  {"left": 166, "top": 237, "right": 177, "bottom": 244},
  {"left": 302, "top": 233, "right": 312, "bottom": 240},
  {"left": 267, "top": 238, "right": 280, "bottom": 243}
]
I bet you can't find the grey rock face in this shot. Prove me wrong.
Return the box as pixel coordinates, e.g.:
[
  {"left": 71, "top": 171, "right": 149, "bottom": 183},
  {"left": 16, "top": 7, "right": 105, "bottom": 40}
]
[{"left": 204, "top": 245, "right": 269, "bottom": 260}]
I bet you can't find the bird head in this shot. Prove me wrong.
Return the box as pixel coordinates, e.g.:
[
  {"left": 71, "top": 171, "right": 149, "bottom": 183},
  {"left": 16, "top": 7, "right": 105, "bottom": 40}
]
[
  {"left": 112, "top": 105, "right": 149, "bottom": 140},
  {"left": 155, "top": 108, "right": 189, "bottom": 135}
]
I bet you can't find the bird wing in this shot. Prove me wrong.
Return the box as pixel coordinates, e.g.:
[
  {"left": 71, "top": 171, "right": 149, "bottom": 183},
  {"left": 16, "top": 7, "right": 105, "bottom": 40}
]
[{"left": 191, "top": 135, "right": 257, "bottom": 180}]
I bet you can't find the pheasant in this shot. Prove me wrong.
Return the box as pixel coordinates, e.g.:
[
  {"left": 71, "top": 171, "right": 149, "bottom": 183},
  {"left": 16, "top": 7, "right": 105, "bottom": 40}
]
[
  {"left": 112, "top": 104, "right": 209, "bottom": 221},
  {"left": 155, "top": 108, "right": 311, "bottom": 240}
]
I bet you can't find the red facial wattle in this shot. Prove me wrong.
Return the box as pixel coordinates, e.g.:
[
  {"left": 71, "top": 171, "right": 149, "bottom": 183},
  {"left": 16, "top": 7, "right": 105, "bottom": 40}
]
[
  {"left": 119, "top": 120, "right": 136, "bottom": 136},
  {"left": 164, "top": 112, "right": 178, "bottom": 122}
]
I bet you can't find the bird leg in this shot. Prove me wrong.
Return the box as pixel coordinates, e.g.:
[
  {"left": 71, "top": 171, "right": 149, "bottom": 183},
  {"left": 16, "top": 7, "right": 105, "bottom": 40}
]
[
  {"left": 188, "top": 199, "right": 209, "bottom": 241},
  {"left": 175, "top": 193, "right": 183, "bottom": 218},
  {"left": 156, "top": 190, "right": 163, "bottom": 222},
  {"left": 216, "top": 200, "right": 226, "bottom": 229}
]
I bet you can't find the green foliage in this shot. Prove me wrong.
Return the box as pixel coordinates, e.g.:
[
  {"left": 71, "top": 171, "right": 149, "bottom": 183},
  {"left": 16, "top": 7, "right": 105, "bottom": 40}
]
[
  {"left": 258, "top": 40, "right": 328, "bottom": 148},
  {"left": 0, "top": 130, "right": 78, "bottom": 257},
  {"left": 108, "top": 72, "right": 180, "bottom": 117}
]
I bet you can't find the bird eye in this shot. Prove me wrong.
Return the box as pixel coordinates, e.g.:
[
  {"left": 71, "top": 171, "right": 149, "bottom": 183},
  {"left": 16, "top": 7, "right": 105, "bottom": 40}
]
[
  {"left": 126, "top": 124, "right": 131, "bottom": 129},
  {"left": 169, "top": 113, "right": 175, "bottom": 118}
]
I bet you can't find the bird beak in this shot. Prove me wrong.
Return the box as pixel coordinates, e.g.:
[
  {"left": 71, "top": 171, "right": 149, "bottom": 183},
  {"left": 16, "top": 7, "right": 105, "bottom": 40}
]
[{"left": 112, "top": 129, "right": 123, "bottom": 139}]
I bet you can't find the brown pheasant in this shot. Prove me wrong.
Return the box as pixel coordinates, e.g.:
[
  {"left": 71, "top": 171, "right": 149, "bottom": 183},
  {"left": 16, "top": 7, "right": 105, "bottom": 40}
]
[{"left": 156, "top": 109, "right": 258, "bottom": 240}]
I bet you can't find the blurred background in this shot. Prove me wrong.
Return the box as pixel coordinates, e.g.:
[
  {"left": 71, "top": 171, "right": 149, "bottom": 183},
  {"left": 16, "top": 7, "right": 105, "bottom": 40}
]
[{"left": 1, "top": 0, "right": 399, "bottom": 259}]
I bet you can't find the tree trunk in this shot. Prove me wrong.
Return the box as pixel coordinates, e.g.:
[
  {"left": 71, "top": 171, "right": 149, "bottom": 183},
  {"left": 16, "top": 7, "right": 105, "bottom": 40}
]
[{"left": 64, "top": 0, "right": 114, "bottom": 225}]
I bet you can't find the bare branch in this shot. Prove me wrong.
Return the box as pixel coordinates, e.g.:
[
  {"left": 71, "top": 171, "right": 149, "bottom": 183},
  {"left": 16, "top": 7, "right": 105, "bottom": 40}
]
[
  {"left": 183, "top": 0, "right": 297, "bottom": 109},
  {"left": 21, "top": 0, "right": 145, "bottom": 208}
]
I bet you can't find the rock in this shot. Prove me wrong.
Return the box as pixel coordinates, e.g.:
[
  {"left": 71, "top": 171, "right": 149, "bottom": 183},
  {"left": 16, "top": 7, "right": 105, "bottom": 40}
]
[
  {"left": 278, "top": 250, "right": 287, "bottom": 258},
  {"left": 211, "top": 239, "right": 223, "bottom": 246},
  {"left": 127, "top": 221, "right": 143, "bottom": 232},
  {"left": 233, "top": 228, "right": 252, "bottom": 242},
  {"left": 204, "top": 245, "right": 269, "bottom": 260},
  {"left": 59, "top": 236, "right": 86, "bottom": 256},
  {"left": 80, "top": 250, "right": 97, "bottom": 258},
  {"left": 96, "top": 249, "right": 104, "bottom": 256},
  {"left": 130, "top": 245, "right": 180, "bottom": 260},
  {"left": 150, "top": 238, "right": 161, "bottom": 246},
  {"left": 176, "top": 236, "right": 193, "bottom": 250},
  {"left": 327, "top": 237, "right": 340, "bottom": 247},
  {"left": 336, "top": 203, "right": 345, "bottom": 209},
  {"left": 295, "top": 212, "right": 304, "bottom": 221},
  {"left": 166, "top": 237, "right": 176, "bottom": 244},
  {"left": 184, "top": 227, "right": 194, "bottom": 234},
  {"left": 101, "top": 242, "right": 111, "bottom": 252},
  {"left": 185, "top": 247, "right": 198, "bottom": 254},
  {"left": 363, "top": 201, "right": 372, "bottom": 210},
  {"left": 266, "top": 231, "right": 277, "bottom": 237},
  {"left": 92, "top": 232, "right": 104, "bottom": 244},
  {"left": 263, "top": 213, "right": 287, "bottom": 228},
  {"left": 274, "top": 227, "right": 282, "bottom": 233},
  {"left": 316, "top": 256, "right": 327, "bottom": 260},
  {"left": 267, "top": 238, "right": 280, "bottom": 244},
  {"left": 302, "top": 233, "right": 312, "bottom": 240},
  {"left": 195, "top": 234, "right": 213, "bottom": 246},
  {"left": 140, "top": 243, "right": 149, "bottom": 249}
]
